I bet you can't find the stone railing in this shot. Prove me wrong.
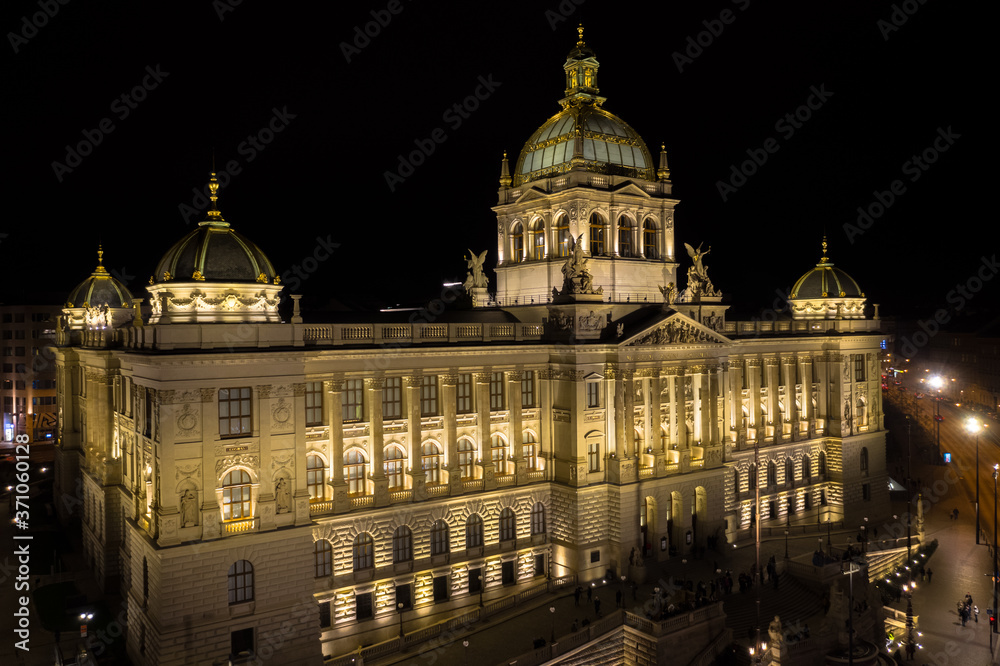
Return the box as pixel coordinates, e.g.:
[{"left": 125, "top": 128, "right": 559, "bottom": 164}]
[
  {"left": 223, "top": 517, "right": 259, "bottom": 535},
  {"left": 349, "top": 495, "right": 374, "bottom": 509}
]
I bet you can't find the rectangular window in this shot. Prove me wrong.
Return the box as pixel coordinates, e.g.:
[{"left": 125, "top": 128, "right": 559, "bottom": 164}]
[
  {"left": 469, "top": 568, "right": 482, "bottom": 593},
  {"left": 305, "top": 381, "right": 323, "bottom": 426},
  {"left": 588, "top": 441, "right": 600, "bottom": 472},
  {"left": 433, "top": 576, "right": 448, "bottom": 603},
  {"left": 854, "top": 355, "right": 866, "bottom": 382},
  {"left": 342, "top": 379, "right": 364, "bottom": 422},
  {"left": 396, "top": 583, "right": 412, "bottom": 611},
  {"left": 231, "top": 628, "right": 254, "bottom": 660},
  {"left": 382, "top": 377, "right": 402, "bottom": 419},
  {"left": 534, "top": 554, "right": 545, "bottom": 577},
  {"left": 862, "top": 483, "right": 871, "bottom": 501},
  {"left": 421, "top": 376, "right": 439, "bottom": 416},
  {"left": 489, "top": 372, "right": 505, "bottom": 410},
  {"left": 590, "top": 550, "right": 600, "bottom": 564},
  {"left": 457, "top": 374, "right": 473, "bottom": 414},
  {"left": 586, "top": 382, "right": 600, "bottom": 409},
  {"left": 501, "top": 560, "right": 515, "bottom": 586},
  {"left": 356, "top": 593, "right": 373, "bottom": 620},
  {"left": 219, "top": 387, "right": 252, "bottom": 438},
  {"left": 521, "top": 371, "right": 535, "bottom": 408},
  {"left": 14, "top": 347, "right": 24, "bottom": 357},
  {"left": 318, "top": 602, "right": 331, "bottom": 628}
]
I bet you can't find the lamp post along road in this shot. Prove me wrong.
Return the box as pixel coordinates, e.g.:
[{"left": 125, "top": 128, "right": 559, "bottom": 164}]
[
  {"left": 994, "top": 464, "right": 998, "bottom": 643},
  {"left": 967, "top": 419, "right": 982, "bottom": 544}
]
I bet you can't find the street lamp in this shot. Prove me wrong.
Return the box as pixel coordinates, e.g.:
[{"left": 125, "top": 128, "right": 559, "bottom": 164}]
[
  {"left": 549, "top": 606, "right": 556, "bottom": 643},
  {"left": 620, "top": 574, "right": 627, "bottom": 608},
  {"left": 902, "top": 581, "right": 917, "bottom": 658},
  {"left": 929, "top": 375, "right": 943, "bottom": 462},
  {"left": 967, "top": 418, "right": 983, "bottom": 544},
  {"left": 397, "top": 601, "right": 404, "bottom": 638},
  {"left": 478, "top": 574, "right": 484, "bottom": 608},
  {"left": 784, "top": 530, "right": 789, "bottom": 559},
  {"left": 842, "top": 560, "right": 863, "bottom": 666},
  {"left": 78, "top": 612, "right": 94, "bottom": 639},
  {"left": 463, "top": 640, "right": 469, "bottom": 666},
  {"left": 993, "top": 464, "right": 999, "bottom": 643}
]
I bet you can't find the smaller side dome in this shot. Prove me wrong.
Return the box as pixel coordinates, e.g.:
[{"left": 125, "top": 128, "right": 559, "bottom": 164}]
[
  {"left": 66, "top": 246, "right": 134, "bottom": 309},
  {"left": 788, "top": 238, "right": 866, "bottom": 320}
]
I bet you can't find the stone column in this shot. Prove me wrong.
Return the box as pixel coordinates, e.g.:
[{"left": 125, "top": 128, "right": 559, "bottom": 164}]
[
  {"left": 325, "top": 379, "right": 348, "bottom": 513},
  {"left": 664, "top": 368, "right": 677, "bottom": 452},
  {"left": 623, "top": 369, "right": 635, "bottom": 458},
  {"left": 539, "top": 369, "right": 553, "bottom": 480},
  {"left": 782, "top": 356, "right": 798, "bottom": 440},
  {"left": 509, "top": 371, "right": 526, "bottom": 484},
  {"left": 257, "top": 384, "right": 276, "bottom": 531},
  {"left": 406, "top": 375, "right": 426, "bottom": 501},
  {"left": 292, "top": 383, "right": 310, "bottom": 524},
  {"left": 476, "top": 372, "right": 496, "bottom": 489},
  {"left": 367, "top": 378, "right": 389, "bottom": 506},
  {"left": 442, "top": 374, "right": 460, "bottom": 494},
  {"left": 764, "top": 357, "right": 780, "bottom": 444},
  {"left": 748, "top": 358, "right": 762, "bottom": 444},
  {"left": 613, "top": 367, "right": 626, "bottom": 458},
  {"left": 200, "top": 388, "right": 221, "bottom": 538}
]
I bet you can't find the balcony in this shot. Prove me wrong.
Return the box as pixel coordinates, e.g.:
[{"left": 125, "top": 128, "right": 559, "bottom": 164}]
[{"left": 223, "top": 517, "right": 259, "bottom": 535}]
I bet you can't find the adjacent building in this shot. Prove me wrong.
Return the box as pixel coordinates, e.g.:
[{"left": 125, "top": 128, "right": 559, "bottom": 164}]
[{"left": 1, "top": 302, "right": 61, "bottom": 442}]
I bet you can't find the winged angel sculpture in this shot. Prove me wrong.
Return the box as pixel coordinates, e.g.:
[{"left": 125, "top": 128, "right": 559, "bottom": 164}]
[
  {"left": 679, "top": 242, "right": 721, "bottom": 300},
  {"left": 464, "top": 249, "right": 488, "bottom": 290}
]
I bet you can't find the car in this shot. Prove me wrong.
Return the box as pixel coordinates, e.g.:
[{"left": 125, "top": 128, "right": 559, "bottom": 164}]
[
  {"left": 915, "top": 392, "right": 925, "bottom": 399},
  {"left": 881, "top": 384, "right": 889, "bottom": 390},
  {"left": 898, "top": 386, "right": 907, "bottom": 391},
  {"left": 934, "top": 414, "right": 944, "bottom": 422}
]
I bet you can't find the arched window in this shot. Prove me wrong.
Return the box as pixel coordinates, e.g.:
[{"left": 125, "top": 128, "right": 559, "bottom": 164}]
[
  {"left": 734, "top": 469, "right": 741, "bottom": 497},
  {"left": 785, "top": 458, "right": 794, "bottom": 485},
  {"left": 384, "top": 445, "right": 405, "bottom": 490},
  {"left": 767, "top": 461, "right": 777, "bottom": 486},
  {"left": 523, "top": 431, "right": 537, "bottom": 470},
  {"left": 860, "top": 447, "right": 869, "bottom": 475},
  {"left": 353, "top": 533, "right": 374, "bottom": 571},
  {"left": 393, "top": 526, "right": 413, "bottom": 563},
  {"left": 466, "top": 514, "right": 484, "bottom": 549},
  {"left": 314, "top": 539, "right": 332, "bottom": 577},
  {"left": 344, "top": 449, "right": 367, "bottom": 495},
  {"left": 490, "top": 434, "right": 508, "bottom": 474},
  {"left": 529, "top": 219, "right": 546, "bottom": 260},
  {"left": 589, "top": 213, "right": 605, "bottom": 256},
  {"left": 228, "top": 560, "right": 254, "bottom": 604},
  {"left": 618, "top": 217, "right": 633, "bottom": 257},
  {"left": 458, "top": 438, "right": 476, "bottom": 479},
  {"left": 748, "top": 464, "right": 758, "bottom": 489},
  {"left": 510, "top": 222, "right": 524, "bottom": 263},
  {"left": 554, "top": 215, "right": 571, "bottom": 257},
  {"left": 422, "top": 441, "right": 442, "bottom": 485},
  {"left": 802, "top": 455, "right": 811, "bottom": 480},
  {"left": 306, "top": 454, "right": 326, "bottom": 502},
  {"left": 531, "top": 503, "right": 546, "bottom": 535},
  {"left": 643, "top": 218, "right": 658, "bottom": 259},
  {"left": 222, "top": 469, "right": 252, "bottom": 521},
  {"left": 500, "top": 507, "right": 516, "bottom": 541},
  {"left": 818, "top": 451, "right": 827, "bottom": 476},
  {"left": 430, "top": 520, "right": 450, "bottom": 555}
]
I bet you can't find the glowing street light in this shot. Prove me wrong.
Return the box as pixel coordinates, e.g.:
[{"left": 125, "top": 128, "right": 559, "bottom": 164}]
[{"left": 967, "top": 418, "right": 983, "bottom": 544}]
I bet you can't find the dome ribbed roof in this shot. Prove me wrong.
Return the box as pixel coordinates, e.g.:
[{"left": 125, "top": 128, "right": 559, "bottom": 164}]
[
  {"left": 790, "top": 239, "right": 864, "bottom": 299},
  {"left": 514, "top": 106, "right": 653, "bottom": 186},
  {"left": 66, "top": 248, "right": 134, "bottom": 308},
  {"left": 151, "top": 173, "right": 278, "bottom": 285}
]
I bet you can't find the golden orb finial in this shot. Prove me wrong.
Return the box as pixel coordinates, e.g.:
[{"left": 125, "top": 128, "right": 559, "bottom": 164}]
[
  {"left": 206, "top": 172, "right": 225, "bottom": 222},
  {"left": 577, "top": 24, "right": 585, "bottom": 46}
]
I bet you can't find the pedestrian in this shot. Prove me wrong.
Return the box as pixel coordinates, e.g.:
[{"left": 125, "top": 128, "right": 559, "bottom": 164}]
[
  {"left": 975, "top": 605, "right": 979, "bottom": 623},
  {"left": 594, "top": 596, "right": 602, "bottom": 617},
  {"left": 574, "top": 586, "right": 582, "bottom": 606},
  {"left": 571, "top": 618, "right": 578, "bottom": 632},
  {"left": 587, "top": 585, "right": 593, "bottom": 603},
  {"left": 927, "top": 568, "right": 933, "bottom": 583},
  {"left": 906, "top": 641, "right": 915, "bottom": 660}
]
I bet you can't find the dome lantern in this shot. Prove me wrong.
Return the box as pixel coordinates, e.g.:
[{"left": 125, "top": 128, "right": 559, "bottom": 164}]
[{"left": 788, "top": 237, "right": 867, "bottom": 320}]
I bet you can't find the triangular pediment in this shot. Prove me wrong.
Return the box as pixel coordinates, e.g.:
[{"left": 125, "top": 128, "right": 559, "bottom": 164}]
[
  {"left": 513, "top": 187, "right": 552, "bottom": 205},
  {"left": 623, "top": 311, "right": 731, "bottom": 346},
  {"left": 609, "top": 181, "right": 653, "bottom": 198}
]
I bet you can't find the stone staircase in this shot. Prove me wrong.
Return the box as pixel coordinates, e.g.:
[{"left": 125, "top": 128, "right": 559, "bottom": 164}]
[{"left": 722, "top": 569, "right": 825, "bottom": 640}]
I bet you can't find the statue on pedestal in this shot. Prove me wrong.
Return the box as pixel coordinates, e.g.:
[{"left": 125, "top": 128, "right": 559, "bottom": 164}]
[
  {"left": 679, "top": 242, "right": 722, "bottom": 301},
  {"left": 558, "top": 234, "right": 603, "bottom": 296},
  {"left": 464, "top": 249, "right": 488, "bottom": 290}
]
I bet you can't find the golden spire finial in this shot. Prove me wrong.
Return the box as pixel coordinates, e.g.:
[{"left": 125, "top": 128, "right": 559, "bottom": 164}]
[
  {"left": 499, "top": 151, "right": 512, "bottom": 188},
  {"left": 577, "top": 24, "right": 585, "bottom": 46},
  {"left": 97, "top": 244, "right": 104, "bottom": 265},
  {"left": 819, "top": 236, "right": 830, "bottom": 264},
  {"left": 206, "top": 172, "right": 225, "bottom": 222}
]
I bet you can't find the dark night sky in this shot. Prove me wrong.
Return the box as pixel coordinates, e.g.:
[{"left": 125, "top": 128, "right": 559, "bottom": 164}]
[{"left": 2, "top": 1, "right": 986, "bottom": 318}]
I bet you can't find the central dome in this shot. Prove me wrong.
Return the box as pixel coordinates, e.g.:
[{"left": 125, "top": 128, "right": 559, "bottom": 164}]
[
  {"left": 512, "top": 26, "right": 655, "bottom": 187},
  {"left": 514, "top": 106, "right": 654, "bottom": 186}
]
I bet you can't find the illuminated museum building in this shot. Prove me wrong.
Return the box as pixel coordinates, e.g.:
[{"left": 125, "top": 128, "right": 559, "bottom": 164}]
[{"left": 52, "top": 32, "right": 888, "bottom": 665}]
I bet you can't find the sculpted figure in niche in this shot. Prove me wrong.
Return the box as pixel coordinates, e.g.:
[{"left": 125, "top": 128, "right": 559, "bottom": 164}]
[
  {"left": 180, "top": 489, "right": 198, "bottom": 527},
  {"left": 275, "top": 477, "right": 291, "bottom": 514}
]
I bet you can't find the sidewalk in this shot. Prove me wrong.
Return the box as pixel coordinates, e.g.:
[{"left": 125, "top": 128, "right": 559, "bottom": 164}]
[{"left": 883, "top": 456, "right": 999, "bottom": 666}]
